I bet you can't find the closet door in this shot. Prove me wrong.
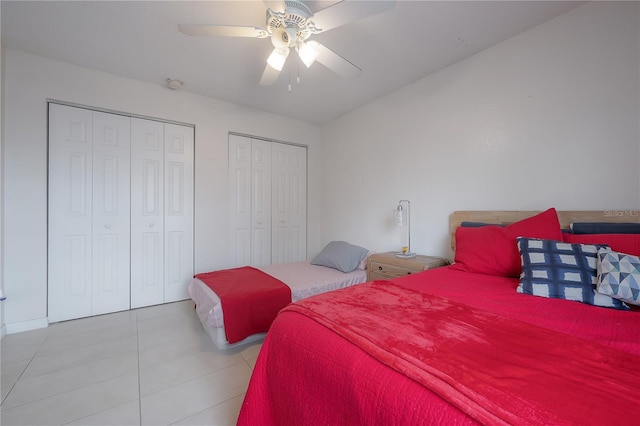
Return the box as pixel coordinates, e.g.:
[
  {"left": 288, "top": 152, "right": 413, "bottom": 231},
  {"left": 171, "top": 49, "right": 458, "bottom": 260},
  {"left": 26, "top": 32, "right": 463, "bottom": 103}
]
[
  {"left": 48, "top": 104, "right": 130, "bottom": 322},
  {"left": 130, "top": 118, "right": 165, "bottom": 308},
  {"left": 288, "top": 144, "right": 307, "bottom": 262},
  {"left": 229, "top": 135, "right": 252, "bottom": 267},
  {"left": 164, "top": 123, "right": 194, "bottom": 303},
  {"left": 250, "top": 140, "right": 271, "bottom": 267},
  {"left": 91, "top": 112, "right": 131, "bottom": 315},
  {"left": 131, "top": 120, "right": 194, "bottom": 306},
  {"left": 49, "top": 104, "right": 94, "bottom": 322},
  {"left": 272, "top": 143, "right": 307, "bottom": 264}
]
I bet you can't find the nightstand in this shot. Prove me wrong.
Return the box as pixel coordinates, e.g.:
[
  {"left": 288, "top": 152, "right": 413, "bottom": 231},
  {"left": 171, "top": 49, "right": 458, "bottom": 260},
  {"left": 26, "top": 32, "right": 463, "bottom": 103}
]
[{"left": 367, "top": 252, "right": 449, "bottom": 281}]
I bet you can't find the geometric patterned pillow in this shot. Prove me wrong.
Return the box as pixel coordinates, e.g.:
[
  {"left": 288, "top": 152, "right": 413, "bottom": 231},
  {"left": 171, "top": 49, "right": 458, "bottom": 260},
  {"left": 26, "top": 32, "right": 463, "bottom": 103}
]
[
  {"left": 516, "top": 237, "right": 628, "bottom": 310},
  {"left": 597, "top": 247, "right": 640, "bottom": 306}
]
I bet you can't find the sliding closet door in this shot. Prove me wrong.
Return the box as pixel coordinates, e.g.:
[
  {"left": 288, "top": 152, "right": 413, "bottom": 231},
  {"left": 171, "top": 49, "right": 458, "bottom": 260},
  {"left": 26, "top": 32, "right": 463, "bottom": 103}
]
[
  {"left": 130, "top": 118, "right": 165, "bottom": 308},
  {"left": 164, "top": 123, "right": 194, "bottom": 303},
  {"left": 48, "top": 104, "right": 130, "bottom": 322}
]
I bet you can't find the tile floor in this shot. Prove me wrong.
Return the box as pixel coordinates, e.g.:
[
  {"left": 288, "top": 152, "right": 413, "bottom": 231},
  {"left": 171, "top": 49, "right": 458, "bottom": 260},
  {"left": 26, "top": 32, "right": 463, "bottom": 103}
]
[{"left": 0, "top": 300, "right": 261, "bottom": 425}]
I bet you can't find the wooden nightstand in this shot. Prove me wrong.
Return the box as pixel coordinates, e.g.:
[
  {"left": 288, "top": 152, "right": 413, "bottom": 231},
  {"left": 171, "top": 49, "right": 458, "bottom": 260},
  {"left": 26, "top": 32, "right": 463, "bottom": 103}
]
[{"left": 367, "top": 252, "right": 449, "bottom": 281}]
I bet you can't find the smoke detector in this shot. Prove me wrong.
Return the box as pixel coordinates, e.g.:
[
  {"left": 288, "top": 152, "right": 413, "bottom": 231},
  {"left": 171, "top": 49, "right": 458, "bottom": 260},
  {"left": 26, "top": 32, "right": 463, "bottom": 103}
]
[{"left": 166, "top": 78, "right": 184, "bottom": 90}]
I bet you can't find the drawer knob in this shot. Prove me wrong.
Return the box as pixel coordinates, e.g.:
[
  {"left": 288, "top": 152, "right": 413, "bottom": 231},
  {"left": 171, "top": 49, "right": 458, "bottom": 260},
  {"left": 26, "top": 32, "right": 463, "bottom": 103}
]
[
  {"left": 378, "top": 266, "right": 382, "bottom": 271},
  {"left": 407, "top": 272, "right": 411, "bottom": 275}
]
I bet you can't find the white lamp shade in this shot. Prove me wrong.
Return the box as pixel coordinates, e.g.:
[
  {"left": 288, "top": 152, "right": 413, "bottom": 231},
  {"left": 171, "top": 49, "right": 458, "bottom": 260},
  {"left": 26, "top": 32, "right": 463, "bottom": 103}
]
[
  {"left": 298, "top": 41, "right": 319, "bottom": 68},
  {"left": 267, "top": 48, "right": 289, "bottom": 71},
  {"left": 395, "top": 206, "right": 404, "bottom": 226}
]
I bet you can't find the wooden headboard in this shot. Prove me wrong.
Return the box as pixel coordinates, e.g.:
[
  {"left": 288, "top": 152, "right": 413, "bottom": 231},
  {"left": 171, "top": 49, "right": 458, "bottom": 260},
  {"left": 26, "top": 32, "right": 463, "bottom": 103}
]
[{"left": 449, "top": 210, "right": 640, "bottom": 251}]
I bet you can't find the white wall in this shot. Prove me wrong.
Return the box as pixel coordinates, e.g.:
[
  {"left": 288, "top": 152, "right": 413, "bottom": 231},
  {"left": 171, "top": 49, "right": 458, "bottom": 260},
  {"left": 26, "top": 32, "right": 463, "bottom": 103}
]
[
  {"left": 2, "top": 50, "right": 322, "bottom": 331},
  {"left": 0, "top": 32, "right": 5, "bottom": 336},
  {"left": 321, "top": 1, "right": 640, "bottom": 259}
]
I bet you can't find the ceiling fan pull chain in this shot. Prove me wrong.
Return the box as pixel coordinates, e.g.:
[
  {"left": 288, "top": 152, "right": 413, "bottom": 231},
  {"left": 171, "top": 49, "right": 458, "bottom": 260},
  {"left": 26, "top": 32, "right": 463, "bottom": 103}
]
[
  {"left": 288, "top": 62, "right": 292, "bottom": 92},
  {"left": 297, "top": 59, "right": 301, "bottom": 84}
]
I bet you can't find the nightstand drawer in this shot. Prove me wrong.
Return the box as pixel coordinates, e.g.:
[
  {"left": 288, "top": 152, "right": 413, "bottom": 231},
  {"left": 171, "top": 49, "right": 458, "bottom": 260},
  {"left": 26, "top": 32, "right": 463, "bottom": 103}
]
[
  {"left": 366, "top": 252, "right": 449, "bottom": 282},
  {"left": 370, "top": 261, "right": 423, "bottom": 278}
]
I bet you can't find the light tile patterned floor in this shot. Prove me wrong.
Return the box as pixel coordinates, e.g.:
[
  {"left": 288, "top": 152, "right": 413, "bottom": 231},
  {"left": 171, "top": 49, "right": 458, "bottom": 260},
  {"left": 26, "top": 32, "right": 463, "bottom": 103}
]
[{"left": 0, "top": 300, "right": 261, "bottom": 425}]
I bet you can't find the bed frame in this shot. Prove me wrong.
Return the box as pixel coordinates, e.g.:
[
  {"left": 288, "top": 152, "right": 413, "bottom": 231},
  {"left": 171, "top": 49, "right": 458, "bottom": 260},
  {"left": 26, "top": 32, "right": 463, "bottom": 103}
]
[{"left": 449, "top": 209, "right": 640, "bottom": 251}]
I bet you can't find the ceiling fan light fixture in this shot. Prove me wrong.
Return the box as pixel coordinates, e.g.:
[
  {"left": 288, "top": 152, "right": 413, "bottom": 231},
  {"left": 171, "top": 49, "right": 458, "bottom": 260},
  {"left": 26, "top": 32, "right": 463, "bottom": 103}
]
[
  {"left": 267, "top": 48, "right": 289, "bottom": 71},
  {"left": 298, "top": 41, "right": 319, "bottom": 68}
]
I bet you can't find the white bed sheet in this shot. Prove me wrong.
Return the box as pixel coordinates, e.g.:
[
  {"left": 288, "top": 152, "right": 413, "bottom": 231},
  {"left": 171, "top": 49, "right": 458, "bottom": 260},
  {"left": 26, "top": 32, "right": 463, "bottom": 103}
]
[{"left": 188, "top": 260, "right": 367, "bottom": 330}]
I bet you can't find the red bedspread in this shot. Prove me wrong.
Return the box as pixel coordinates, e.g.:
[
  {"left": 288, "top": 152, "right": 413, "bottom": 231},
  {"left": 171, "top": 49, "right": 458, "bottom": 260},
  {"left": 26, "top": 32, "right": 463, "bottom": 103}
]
[
  {"left": 195, "top": 267, "right": 291, "bottom": 343},
  {"left": 238, "top": 267, "right": 640, "bottom": 425}
]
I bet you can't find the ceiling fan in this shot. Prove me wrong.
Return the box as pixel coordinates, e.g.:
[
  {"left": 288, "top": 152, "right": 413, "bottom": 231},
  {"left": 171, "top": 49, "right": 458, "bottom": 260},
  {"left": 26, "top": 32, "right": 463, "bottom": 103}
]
[{"left": 178, "top": 0, "right": 395, "bottom": 86}]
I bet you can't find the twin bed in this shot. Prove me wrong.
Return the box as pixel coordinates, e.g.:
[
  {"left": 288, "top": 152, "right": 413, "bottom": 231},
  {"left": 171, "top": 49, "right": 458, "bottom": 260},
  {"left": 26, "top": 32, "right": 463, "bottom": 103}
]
[
  {"left": 236, "top": 209, "right": 640, "bottom": 424},
  {"left": 189, "top": 241, "right": 369, "bottom": 349}
]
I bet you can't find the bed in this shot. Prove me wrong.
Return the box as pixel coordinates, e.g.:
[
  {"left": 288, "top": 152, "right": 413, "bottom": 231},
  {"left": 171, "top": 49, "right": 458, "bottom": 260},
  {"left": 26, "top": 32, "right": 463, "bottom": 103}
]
[
  {"left": 238, "top": 208, "right": 640, "bottom": 425},
  {"left": 189, "top": 241, "right": 369, "bottom": 350}
]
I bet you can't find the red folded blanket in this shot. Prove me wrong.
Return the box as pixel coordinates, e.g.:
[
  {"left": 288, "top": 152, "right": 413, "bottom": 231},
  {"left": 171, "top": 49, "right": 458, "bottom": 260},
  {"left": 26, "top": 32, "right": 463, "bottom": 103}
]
[
  {"left": 286, "top": 280, "right": 640, "bottom": 425},
  {"left": 196, "top": 267, "right": 291, "bottom": 344}
]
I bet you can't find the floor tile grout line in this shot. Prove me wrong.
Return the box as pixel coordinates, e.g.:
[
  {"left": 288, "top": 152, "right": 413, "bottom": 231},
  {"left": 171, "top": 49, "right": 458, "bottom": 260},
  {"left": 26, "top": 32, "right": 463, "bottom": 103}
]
[
  {"left": 34, "top": 329, "right": 139, "bottom": 359},
  {"left": 167, "top": 393, "right": 246, "bottom": 426},
  {"left": 16, "top": 338, "right": 139, "bottom": 381},
  {"left": 0, "top": 331, "right": 49, "bottom": 407},
  {"left": 0, "top": 369, "right": 137, "bottom": 413},
  {"left": 139, "top": 361, "right": 249, "bottom": 400},
  {"left": 59, "top": 398, "right": 140, "bottom": 426}
]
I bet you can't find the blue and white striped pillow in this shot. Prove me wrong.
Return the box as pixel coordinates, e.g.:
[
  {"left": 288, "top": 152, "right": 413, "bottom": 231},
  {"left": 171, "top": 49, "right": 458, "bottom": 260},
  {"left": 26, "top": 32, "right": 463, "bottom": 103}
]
[{"left": 516, "top": 237, "right": 628, "bottom": 310}]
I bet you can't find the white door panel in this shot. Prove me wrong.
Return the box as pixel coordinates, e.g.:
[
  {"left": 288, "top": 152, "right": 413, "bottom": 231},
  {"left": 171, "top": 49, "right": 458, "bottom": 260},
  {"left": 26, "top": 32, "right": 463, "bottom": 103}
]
[
  {"left": 48, "top": 104, "right": 94, "bottom": 322},
  {"left": 164, "top": 123, "right": 194, "bottom": 303},
  {"left": 251, "top": 140, "right": 271, "bottom": 266},
  {"left": 91, "top": 112, "right": 131, "bottom": 315},
  {"left": 131, "top": 118, "right": 164, "bottom": 308},
  {"left": 229, "top": 135, "right": 252, "bottom": 267}
]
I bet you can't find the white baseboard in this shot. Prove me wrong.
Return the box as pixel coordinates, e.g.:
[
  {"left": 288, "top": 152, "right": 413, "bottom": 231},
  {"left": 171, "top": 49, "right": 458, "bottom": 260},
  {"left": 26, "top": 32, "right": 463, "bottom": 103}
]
[
  {"left": 5, "top": 318, "right": 49, "bottom": 334},
  {"left": 1, "top": 324, "right": 6, "bottom": 340}
]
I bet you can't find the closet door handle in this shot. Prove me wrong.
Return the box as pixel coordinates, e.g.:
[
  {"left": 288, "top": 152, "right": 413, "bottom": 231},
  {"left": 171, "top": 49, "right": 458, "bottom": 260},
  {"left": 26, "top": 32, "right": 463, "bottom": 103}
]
[
  {"left": 104, "top": 224, "right": 111, "bottom": 229},
  {"left": 149, "top": 224, "right": 155, "bottom": 228}
]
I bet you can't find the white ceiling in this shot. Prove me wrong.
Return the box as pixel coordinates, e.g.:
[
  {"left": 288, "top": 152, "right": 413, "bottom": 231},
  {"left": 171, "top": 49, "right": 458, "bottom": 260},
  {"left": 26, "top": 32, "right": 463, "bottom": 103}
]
[{"left": 1, "top": 1, "right": 583, "bottom": 125}]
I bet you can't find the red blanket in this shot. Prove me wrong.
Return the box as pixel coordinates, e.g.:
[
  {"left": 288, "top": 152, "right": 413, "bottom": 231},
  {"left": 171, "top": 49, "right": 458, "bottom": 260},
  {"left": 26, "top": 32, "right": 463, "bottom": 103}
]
[
  {"left": 284, "top": 280, "right": 640, "bottom": 425},
  {"left": 195, "top": 267, "right": 291, "bottom": 343}
]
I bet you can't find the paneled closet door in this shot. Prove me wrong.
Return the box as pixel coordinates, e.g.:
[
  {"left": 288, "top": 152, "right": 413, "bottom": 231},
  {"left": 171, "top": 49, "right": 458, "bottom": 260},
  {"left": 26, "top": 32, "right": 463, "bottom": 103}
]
[
  {"left": 48, "top": 104, "right": 131, "bottom": 322},
  {"left": 272, "top": 143, "right": 307, "bottom": 264},
  {"left": 229, "top": 135, "right": 252, "bottom": 267},
  {"left": 49, "top": 104, "right": 94, "bottom": 322},
  {"left": 164, "top": 123, "right": 194, "bottom": 303},
  {"left": 287, "top": 144, "right": 307, "bottom": 262},
  {"left": 131, "top": 118, "right": 165, "bottom": 308},
  {"left": 251, "top": 140, "right": 272, "bottom": 267},
  {"left": 91, "top": 112, "right": 131, "bottom": 315}
]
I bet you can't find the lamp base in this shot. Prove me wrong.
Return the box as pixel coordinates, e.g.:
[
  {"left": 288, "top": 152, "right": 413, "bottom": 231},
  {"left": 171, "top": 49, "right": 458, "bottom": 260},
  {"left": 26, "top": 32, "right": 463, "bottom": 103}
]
[{"left": 395, "top": 252, "right": 416, "bottom": 258}]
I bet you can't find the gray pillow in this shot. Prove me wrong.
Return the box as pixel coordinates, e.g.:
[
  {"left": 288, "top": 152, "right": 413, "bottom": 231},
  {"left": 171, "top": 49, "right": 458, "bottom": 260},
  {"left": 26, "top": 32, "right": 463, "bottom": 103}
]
[{"left": 311, "top": 241, "right": 369, "bottom": 273}]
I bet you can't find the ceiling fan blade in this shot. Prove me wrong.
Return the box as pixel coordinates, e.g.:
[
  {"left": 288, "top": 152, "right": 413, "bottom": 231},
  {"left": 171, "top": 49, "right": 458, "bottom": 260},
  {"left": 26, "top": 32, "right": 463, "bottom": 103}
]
[
  {"left": 178, "top": 24, "right": 268, "bottom": 38},
  {"left": 260, "top": 63, "right": 281, "bottom": 86},
  {"left": 263, "top": 0, "right": 285, "bottom": 12},
  {"left": 308, "top": 41, "right": 361, "bottom": 78},
  {"left": 310, "top": 0, "right": 395, "bottom": 32}
]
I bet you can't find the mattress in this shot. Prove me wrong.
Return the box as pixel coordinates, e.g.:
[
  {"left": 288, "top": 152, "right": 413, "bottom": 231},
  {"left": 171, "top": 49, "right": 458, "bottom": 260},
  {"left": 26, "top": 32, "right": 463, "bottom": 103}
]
[{"left": 188, "top": 260, "right": 367, "bottom": 347}]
